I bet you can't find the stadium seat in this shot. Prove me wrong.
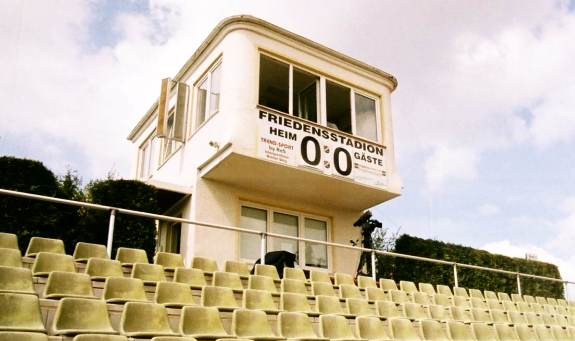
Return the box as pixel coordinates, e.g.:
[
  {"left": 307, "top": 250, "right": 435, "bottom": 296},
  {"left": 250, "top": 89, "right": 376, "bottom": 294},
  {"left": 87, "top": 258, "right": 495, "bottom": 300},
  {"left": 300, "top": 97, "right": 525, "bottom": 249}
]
[
  {"left": 225, "top": 261, "right": 251, "bottom": 278},
  {"left": 453, "top": 287, "right": 469, "bottom": 298},
  {"left": 488, "top": 299, "right": 504, "bottom": 311},
  {"left": 278, "top": 311, "right": 327, "bottom": 340},
  {"left": 201, "top": 286, "right": 239, "bottom": 311},
  {"left": 26, "top": 237, "right": 65, "bottom": 257},
  {"left": 0, "top": 232, "right": 18, "bottom": 249},
  {"left": 173, "top": 267, "right": 207, "bottom": 289},
  {"left": 154, "top": 252, "right": 184, "bottom": 270},
  {"left": 471, "top": 308, "right": 493, "bottom": 323},
  {"left": 502, "top": 301, "right": 517, "bottom": 312},
  {"left": 0, "top": 293, "right": 46, "bottom": 332},
  {"left": 508, "top": 311, "right": 528, "bottom": 325},
  {"left": 523, "top": 295, "right": 536, "bottom": 304},
  {"left": 85, "top": 258, "right": 123, "bottom": 280},
  {"left": 312, "top": 281, "right": 337, "bottom": 297},
  {"left": 52, "top": 297, "right": 116, "bottom": 335},
  {"left": 436, "top": 284, "right": 453, "bottom": 296},
  {"left": 32, "top": 252, "right": 75, "bottom": 276},
  {"left": 281, "top": 278, "right": 308, "bottom": 295},
  {"left": 525, "top": 312, "right": 544, "bottom": 326},
  {"left": 498, "top": 292, "right": 512, "bottom": 302},
  {"left": 542, "top": 314, "right": 559, "bottom": 326},
  {"left": 535, "top": 296, "right": 548, "bottom": 305},
  {"left": 357, "top": 275, "right": 377, "bottom": 289},
  {"left": 115, "top": 247, "right": 148, "bottom": 265},
  {"left": 379, "top": 278, "right": 397, "bottom": 292},
  {"left": 0, "top": 332, "right": 48, "bottom": 341},
  {"left": 310, "top": 271, "right": 331, "bottom": 283},
  {"left": 119, "top": 302, "right": 177, "bottom": 337},
  {"left": 399, "top": 280, "right": 418, "bottom": 294},
  {"left": 483, "top": 290, "right": 498, "bottom": 301},
  {"left": 389, "top": 318, "right": 421, "bottom": 341},
  {"left": 529, "top": 303, "right": 544, "bottom": 314},
  {"left": 450, "top": 306, "right": 473, "bottom": 323},
  {"left": 453, "top": 296, "right": 471, "bottom": 309},
  {"left": 418, "top": 282, "right": 436, "bottom": 296},
  {"left": 154, "top": 281, "right": 196, "bottom": 307},
  {"left": 179, "top": 306, "right": 231, "bottom": 339},
  {"left": 44, "top": 271, "right": 95, "bottom": 299},
  {"left": 73, "top": 242, "right": 109, "bottom": 262},
  {"left": 516, "top": 302, "right": 533, "bottom": 313},
  {"left": 102, "top": 277, "right": 147, "bottom": 303},
  {"left": 420, "top": 319, "right": 449, "bottom": 341},
  {"left": 191, "top": 256, "right": 218, "bottom": 273},
  {"left": 0, "top": 266, "right": 35, "bottom": 294},
  {"left": 447, "top": 321, "right": 475, "bottom": 341},
  {"left": 390, "top": 290, "right": 411, "bottom": 304},
  {"left": 242, "top": 289, "right": 279, "bottom": 313},
  {"left": 279, "top": 292, "right": 314, "bottom": 314},
  {"left": 212, "top": 271, "right": 243, "bottom": 291},
  {"left": 404, "top": 302, "right": 430, "bottom": 321},
  {"left": 254, "top": 264, "right": 280, "bottom": 281},
  {"left": 469, "top": 288, "right": 484, "bottom": 300},
  {"left": 557, "top": 298, "right": 568, "bottom": 306},
  {"left": 491, "top": 309, "right": 510, "bottom": 324},
  {"left": 366, "top": 288, "right": 388, "bottom": 301},
  {"left": 514, "top": 324, "right": 538, "bottom": 341},
  {"left": 319, "top": 314, "right": 365, "bottom": 341},
  {"left": 472, "top": 323, "right": 498, "bottom": 341},
  {"left": 248, "top": 275, "right": 277, "bottom": 293},
  {"left": 316, "top": 295, "right": 349, "bottom": 316},
  {"left": 149, "top": 337, "right": 197, "bottom": 341},
  {"left": 546, "top": 297, "right": 558, "bottom": 306},
  {"left": 131, "top": 263, "right": 166, "bottom": 284},
  {"left": 413, "top": 292, "right": 432, "bottom": 305},
  {"left": 433, "top": 293, "right": 452, "bottom": 307},
  {"left": 375, "top": 300, "right": 403, "bottom": 319},
  {"left": 335, "top": 273, "right": 355, "bottom": 286},
  {"left": 346, "top": 298, "right": 373, "bottom": 316},
  {"left": 533, "top": 325, "right": 554, "bottom": 340},
  {"left": 340, "top": 284, "right": 363, "bottom": 299},
  {"left": 428, "top": 304, "right": 451, "bottom": 322},
  {"left": 355, "top": 315, "right": 392, "bottom": 341},
  {"left": 0, "top": 247, "right": 22, "bottom": 267},
  {"left": 470, "top": 297, "right": 489, "bottom": 309},
  {"left": 511, "top": 294, "right": 524, "bottom": 303},
  {"left": 71, "top": 336, "right": 128, "bottom": 341},
  {"left": 231, "top": 309, "right": 283, "bottom": 340},
  {"left": 283, "top": 267, "right": 306, "bottom": 282}
]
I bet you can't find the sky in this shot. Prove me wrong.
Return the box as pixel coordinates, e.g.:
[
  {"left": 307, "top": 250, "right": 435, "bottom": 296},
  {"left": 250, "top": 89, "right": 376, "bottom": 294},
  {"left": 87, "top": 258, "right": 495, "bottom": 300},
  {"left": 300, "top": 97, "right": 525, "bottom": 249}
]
[{"left": 1, "top": 0, "right": 574, "bottom": 292}]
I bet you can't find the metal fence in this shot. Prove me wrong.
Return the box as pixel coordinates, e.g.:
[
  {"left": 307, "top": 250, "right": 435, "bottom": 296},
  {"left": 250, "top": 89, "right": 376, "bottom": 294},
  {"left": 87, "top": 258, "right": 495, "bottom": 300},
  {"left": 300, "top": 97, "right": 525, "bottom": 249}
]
[{"left": 0, "top": 188, "right": 572, "bottom": 299}]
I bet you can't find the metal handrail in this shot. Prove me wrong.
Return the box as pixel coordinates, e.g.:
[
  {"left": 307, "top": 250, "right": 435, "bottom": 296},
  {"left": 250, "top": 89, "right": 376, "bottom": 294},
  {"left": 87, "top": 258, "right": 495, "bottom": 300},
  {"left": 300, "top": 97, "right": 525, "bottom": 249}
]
[{"left": 0, "top": 188, "right": 572, "bottom": 297}]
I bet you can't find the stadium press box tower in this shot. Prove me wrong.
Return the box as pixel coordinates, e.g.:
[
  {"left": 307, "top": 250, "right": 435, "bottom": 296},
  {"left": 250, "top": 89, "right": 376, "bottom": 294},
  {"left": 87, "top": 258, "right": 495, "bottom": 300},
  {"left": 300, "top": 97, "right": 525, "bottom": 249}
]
[{"left": 128, "top": 16, "right": 401, "bottom": 274}]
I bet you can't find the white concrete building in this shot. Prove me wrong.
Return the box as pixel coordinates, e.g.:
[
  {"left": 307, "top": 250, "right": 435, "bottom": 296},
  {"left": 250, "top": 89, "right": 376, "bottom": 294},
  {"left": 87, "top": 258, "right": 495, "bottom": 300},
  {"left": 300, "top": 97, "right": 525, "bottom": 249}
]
[{"left": 127, "top": 15, "right": 401, "bottom": 275}]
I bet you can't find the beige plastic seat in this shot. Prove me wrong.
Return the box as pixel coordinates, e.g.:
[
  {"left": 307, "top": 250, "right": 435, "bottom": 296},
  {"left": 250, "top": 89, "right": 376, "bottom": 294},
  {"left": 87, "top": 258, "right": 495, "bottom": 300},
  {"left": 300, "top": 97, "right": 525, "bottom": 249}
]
[
  {"left": 556, "top": 298, "right": 567, "bottom": 306},
  {"left": 225, "top": 261, "right": 251, "bottom": 278},
  {"left": 53, "top": 297, "right": 116, "bottom": 335},
  {"left": 453, "top": 295, "right": 471, "bottom": 308},
  {"left": 0, "top": 266, "right": 35, "bottom": 294},
  {"left": 71, "top": 336, "right": 128, "bottom": 341},
  {"left": 346, "top": 298, "right": 373, "bottom": 316},
  {"left": 366, "top": 288, "right": 388, "bottom": 301},
  {"left": 73, "top": 242, "right": 109, "bottom": 262},
  {"left": 404, "top": 302, "right": 430, "bottom": 321},
  {"left": 470, "top": 297, "right": 489, "bottom": 309},
  {"left": 550, "top": 325, "right": 570, "bottom": 340},
  {"left": 472, "top": 323, "right": 498, "bottom": 341},
  {"left": 524, "top": 312, "right": 544, "bottom": 326},
  {"left": 316, "top": 295, "right": 350, "bottom": 316},
  {"left": 319, "top": 314, "right": 365, "bottom": 341},
  {"left": 355, "top": 315, "right": 392, "bottom": 341},
  {"left": 312, "top": 281, "right": 337, "bottom": 296},
  {"left": 173, "top": 267, "right": 207, "bottom": 288},
  {"left": 248, "top": 275, "right": 277, "bottom": 293},
  {"left": 450, "top": 306, "right": 473, "bottom": 323},
  {"left": 533, "top": 325, "right": 555, "bottom": 340},
  {"left": 530, "top": 303, "right": 544, "bottom": 314},
  {"left": 389, "top": 318, "right": 421, "bottom": 341},
  {"left": 514, "top": 324, "right": 538, "bottom": 341},
  {"left": 491, "top": 309, "right": 510, "bottom": 324},
  {"left": 542, "top": 314, "right": 559, "bottom": 326},
  {"left": 335, "top": 273, "right": 355, "bottom": 286},
  {"left": 179, "top": 306, "right": 231, "bottom": 339},
  {"left": 310, "top": 271, "right": 331, "bottom": 283},
  {"left": 453, "top": 287, "right": 469, "bottom": 298},
  {"left": 242, "top": 289, "right": 279, "bottom": 313},
  {"left": 433, "top": 293, "right": 452, "bottom": 306},
  {"left": 213, "top": 271, "right": 243, "bottom": 291},
  {"left": 0, "top": 232, "right": 18, "bottom": 249},
  {"left": 523, "top": 295, "right": 536, "bottom": 304},
  {"left": 535, "top": 297, "right": 548, "bottom": 305},
  {"left": 0, "top": 248, "right": 22, "bottom": 267},
  {"left": 436, "top": 285, "right": 453, "bottom": 296},
  {"left": 154, "top": 281, "right": 196, "bottom": 307},
  {"left": 340, "top": 284, "right": 363, "bottom": 299},
  {"left": 483, "top": 290, "right": 498, "bottom": 301},
  {"left": 0, "top": 332, "right": 49, "bottom": 341},
  {"left": 120, "top": 302, "right": 177, "bottom": 337},
  {"left": 508, "top": 311, "right": 528, "bottom": 325},
  {"left": 0, "top": 293, "right": 46, "bottom": 332},
  {"left": 191, "top": 256, "right": 218, "bottom": 273},
  {"left": 281, "top": 278, "right": 308, "bottom": 295},
  {"left": 471, "top": 308, "right": 493, "bottom": 323},
  {"left": 546, "top": 297, "right": 558, "bottom": 306},
  {"left": 254, "top": 264, "right": 280, "bottom": 281},
  {"left": 26, "top": 237, "right": 65, "bottom": 257},
  {"left": 85, "top": 258, "right": 123, "bottom": 280},
  {"left": 154, "top": 252, "right": 184, "bottom": 270},
  {"left": 495, "top": 324, "right": 520, "bottom": 341},
  {"left": 279, "top": 292, "right": 314, "bottom": 314},
  {"left": 390, "top": 290, "right": 411, "bottom": 304},
  {"left": 115, "top": 247, "right": 148, "bottom": 265},
  {"left": 129, "top": 262, "right": 167, "bottom": 283},
  {"left": 468, "top": 288, "right": 484, "bottom": 299},
  {"left": 231, "top": 309, "right": 283, "bottom": 340},
  {"left": 503, "top": 301, "right": 518, "bottom": 312},
  {"left": 201, "top": 286, "right": 239, "bottom": 311},
  {"left": 283, "top": 267, "right": 306, "bottom": 282},
  {"left": 420, "top": 319, "right": 449, "bottom": 341},
  {"left": 418, "top": 282, "right": 436, "bottom": 296},
  {"left": 447, "top": 321, "right": 475, "bottom": 341},
  {"left": 278, "top": 311, "right": 327, "bottom": 340},
  {"left": 32, "top": 252, "right": 75, "bottom": 276},
  {"left": 413, "top": 292, "right": 432, "bottom": 305},
  {"left": 376, "top": 300, "right": 403, "bottom": 319},
  {"left": 428, "top": 304, "right": 451, "bottom": 322},
  {"left": 102, "top": 277, "right": 147, "bottom": 303},
  {"left": 399, "top": 281, "right": 418, "bottom": 294},
  {"left": 379, "top": 279, "right": 397, "bottom": 292},
  {"left": 149, "top": 337, "right": 198, "bottom": 341},
  {"left": 511, "top": 294, "right": 524, "bottom": 303},
  {"left": 44, "top": 271, "right": 95, "bottom": 299},
  {"left": 498, "top": 292, "right": 512, "bottom": 302},
  {"left": 488, "top": 299, "right": 504, "bottom": 311},
  {"left": 357, "top": 276, "right": 377, "bottom": 289},
  {"left": 516, "top": 302, "right": 533, "bottom": 313}
]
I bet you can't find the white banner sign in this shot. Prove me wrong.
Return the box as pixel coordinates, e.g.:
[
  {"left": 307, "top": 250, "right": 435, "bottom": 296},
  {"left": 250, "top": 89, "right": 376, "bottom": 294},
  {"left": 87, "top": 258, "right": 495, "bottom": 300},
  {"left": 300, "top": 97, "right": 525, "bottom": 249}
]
[{"left": 257, "top": 111, "right": 387, "bottom": 188}]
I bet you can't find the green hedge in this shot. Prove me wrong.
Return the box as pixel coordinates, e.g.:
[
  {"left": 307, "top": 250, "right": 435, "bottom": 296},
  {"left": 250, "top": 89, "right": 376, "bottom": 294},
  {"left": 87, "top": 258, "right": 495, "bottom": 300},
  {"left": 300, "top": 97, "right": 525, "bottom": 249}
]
[{"left": 379, "top": 234, "right": 564, "bottom": 299}]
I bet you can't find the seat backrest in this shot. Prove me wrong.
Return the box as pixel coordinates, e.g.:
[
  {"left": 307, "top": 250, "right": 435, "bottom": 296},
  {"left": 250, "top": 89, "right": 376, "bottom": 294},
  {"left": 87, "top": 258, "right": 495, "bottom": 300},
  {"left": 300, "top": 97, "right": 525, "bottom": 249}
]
[
  {"left": 281, "top": 278, "right": 307, "bottom": 295},
  {"left": 399, "top": 280, "right": 418, "bottom": 293},
  {"left": 428, "top": 304, "right": 451, "bottom": 321},
  {"left": 546, "top": 297, "right": 558, "bottom": 306},
  {"left": 334, "top": 272, "right": 355, "bottom": 286},
  {"left": 466, "top": 288, "right": 483, "bottom": 300},
  {"left": 0, "top": 247, "right": 22, "bottom": 267},
  {"left": 471, "top": 308, "right": 493, "bottom": 323},
  {"left": 366, "top": 287, "right": 388, "bottom": 301},
  {"left": 173, "top": 267, "right": 207, "bottom": 287},
  {"left": 516, "top": 301, "right": 532, "bottom": 313},
  {"left": 115, "top": 247, "right": 148, "bottom": 265},
  {"left": 510, "top": 293, "right": 524, "bottom": 303},
  {"left": 453, "top": 295, "right": 471, "bottom": 308},
  {"left": 550, "top": 325, "right": 570, "bottom": 340},
  {"left": 319, "top": 314, "right": 355, "bottom": 339},
  {"left": 498, "top": 292, "right": 512, "bottom": 302},
  {"left": 283, "top": 267, "right": 306, "bottom": 281},
  {"left": 502, "top": 300, "right": 517, "bottom": 312},
  {"left": 447, "top": 321, "right": 475, "bottom": 341},
  {"left": 340, "top": 284, "right": 362, "bottom": 299},
  {"left": 154, "top": 281, "right": 195, "bottom": 307},
  {"left": 44, "top": 271, "right": 94, "bottom": 299},
  {"left": 379, "top": 278, "right": 397, "bottom": 291},
  {"left": 376, "top": 300, "right": 403, "bottom": 318},
  {"left": 488, "top": 298, "right": 503, "bottom": 310},
  {"left": 357, "top": 275, "right": 377, "bottom": 289},
  {"left": 120, "top": 302, "right": 175, "bottom": 336},
  {"left": 179, "top": 306, "right": 228, "bottom": 337},
  {"left": 72, "top": 242, "right": 108, "bottom": 261},
  {"left": 311, "top": 281, "right": 336, "bottom": 297},
  {"left": 316, "top": 295, "right": 347, "bottom": 314},
  {"left": 535, "top": 296, "right": 548, "bottom": 305},
  {"left": 309, "top": 270, "right": 331, "bottom": 283},
  {"left": 514, "top": 324, "right": 538, "bottom": 341},
  {"left": 154, "top": 252, "right": 184, "bottom": 269},
  {"left": 524, "top": 312, "right": 544, "bottom": 325},
  {"left": 278, "top": 312, "right": 318, "bottom": 339},
  {"left": 450, "top": 306, "right": 473, "bottom": 323},
  {"left": 356, "top": 315, "right": 391, "bottom": 340},
  {"left": 418, "top": 282, "right": 436, "bottom": 296},
  {"left": 390, "top": 318, "right": 421, "bottom": 340},
  {"left": 453, "top": 287, "right": 469, "bottom": 298},
  {"left": 472, "top": 323, "right": 498, "bottom": 341},
  {"left": 523, "top": 295, "right": 535, "bottom": 304},
  {"left": 254, "top": 264, "right": 280, "bottom": 280},
  {"left": 232, "top": 309, "right": 277, "bottom": 338},
  {"left": 0, "top": 266, "right": 35, "bottom": 294},
  {"left": 421, "top": 319, "right": 449, "bottom": 341},
  {"left": 436, "top": 284, "right": 453, "bottom": 297},
  {"left": 102, "top": 277, "right": 147, "bottom": 303},
  {"left": 212, "top": 271, "right": 243, "bottom": 290},
  {"left": 533, "top": 325, "right": 554, "bottom": 340},
  {"left": 279, "top": 292, "right": 313, "bottom": 313},
  {"left": 346, "top": 298, "right": 372, "bottom": 316},
  {"left": 0, "top": 293, "right": 46, "bottom": 332},
  {"left": 243, "top": 289, "right": 277, "bottom": 311},
  {"left": 53, "top": 297, "right": 115, "bottom": 335},
  {"left": 32, "top": 252, "right": 75, "bottom": 276},
  {"left": 390, "top": 289, "right": 411, "bottom": 304},
  {"left": 433, "top": 293, "right": 452, "bottom": 307},
  {"left": 131, "top": 263, "right": 166, "bottom": 283},
  {"left": 404, "top": 302, "right": 429, "bottom": 320},
  {"left": 191, "top": 256, "right": 218, "bottom": 273},
  {"left": 483, "top": 290, "right": 498, "bottom": 300},
  {"left": 413, "top": 292, "right": 432, "bottom": 305},
  {"left": 26, "top": 237, "right": 65, "bottom": 257},
  {"left": 201, "top": 285, "right": 239, "bottom": 309},
  {"left": 0, "top": 232, "right": 18, "bottom": 250},
  {"left": 470, "top": 297, "right": 488, "bottom": 309},
  {"left": 508, "top": 311, "right": 528, "bottom": 324},
  {"left": 490, "top": 309, "right": 509, "bottom": 324},
  {"left": 225, "top": 261, "right": 251, "bottom": 277},
  {"left": 85, "top": 258, "right": 123, "bottom": 280},
  {"left": 495, "top": 323, "right": 520, "bottom": 341},
  {"left": 248, "top": 274, "right": 277, "bottom": 293}
]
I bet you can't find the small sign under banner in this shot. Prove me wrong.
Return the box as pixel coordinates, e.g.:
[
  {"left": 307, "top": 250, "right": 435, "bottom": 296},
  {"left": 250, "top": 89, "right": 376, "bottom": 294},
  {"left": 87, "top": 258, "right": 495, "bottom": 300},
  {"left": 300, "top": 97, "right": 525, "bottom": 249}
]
[{"left": 257, "top": 110, "right": 387, "bottom": 188}]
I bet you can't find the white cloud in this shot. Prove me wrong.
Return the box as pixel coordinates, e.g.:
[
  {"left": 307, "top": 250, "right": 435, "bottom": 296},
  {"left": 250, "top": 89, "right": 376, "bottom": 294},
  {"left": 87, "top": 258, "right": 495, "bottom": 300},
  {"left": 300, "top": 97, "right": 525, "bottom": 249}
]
[
  {"left": 424, "top": 146, "right": 479, "bottom": 191},
  {"left": 478, "top": 204, "right": 500, "bottom": 216}
]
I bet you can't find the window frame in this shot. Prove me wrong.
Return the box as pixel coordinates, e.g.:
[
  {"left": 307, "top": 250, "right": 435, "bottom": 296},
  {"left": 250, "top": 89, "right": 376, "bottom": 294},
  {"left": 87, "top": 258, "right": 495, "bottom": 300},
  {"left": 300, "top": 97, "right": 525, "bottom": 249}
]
[
  {"left": 159, "top": 107, "right": 181, "bottom": 166},
  {"left": 137, "top": 131, "right": 157, "bottom": 179},
  {"left": 190, "top": 57, "right": 223, "bottom": 136},
  {"left": 238, "top": 201, "right": 332, "bottom": 272}
]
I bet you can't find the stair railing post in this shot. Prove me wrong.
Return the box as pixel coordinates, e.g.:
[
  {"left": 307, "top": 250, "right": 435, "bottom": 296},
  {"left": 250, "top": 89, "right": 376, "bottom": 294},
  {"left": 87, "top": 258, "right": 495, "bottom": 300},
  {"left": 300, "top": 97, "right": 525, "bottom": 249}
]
[
  {"left": 260, "top": 232, "right": 266, "bottom": 265},
  {"left": 516, "top": 273, "right": 522, "bottom": 296},
  {"left": 371, "top": 251, "right": 377, "bottom": 280},
  {"left": 106, "top": 209, "right": 116, "bottom": 257},
  {"left": 453, "top": 263, "right": 459, "bottom": 288}
]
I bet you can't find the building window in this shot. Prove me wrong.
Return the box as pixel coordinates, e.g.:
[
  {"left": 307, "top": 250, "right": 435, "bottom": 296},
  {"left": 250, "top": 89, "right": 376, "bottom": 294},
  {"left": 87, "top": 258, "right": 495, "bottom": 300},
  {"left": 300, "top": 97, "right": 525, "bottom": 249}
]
[
  {"left": 239, "top": 204, "right": 329, "bottom": 269},
  {"left": 138, "top": 134, "right": 157, "bottom": 179},
  {"left": 326, "top": 81, "right": 352, "bottom": 133},
  {"left": 161, "top": 108, "right": 177, "bottom": 163},
  {"left": 195, "top": 61, "right": 222, "bottom": 129},
  {"left": 159, "top": 219, "right": 181, "bottom": 253},
  {"left": 354, "top": 93, "right": 377, "bottom": 141}
]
